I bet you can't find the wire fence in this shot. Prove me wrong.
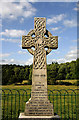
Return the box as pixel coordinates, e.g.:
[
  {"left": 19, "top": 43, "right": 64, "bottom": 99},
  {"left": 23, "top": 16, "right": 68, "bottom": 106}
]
[{"left": 0, "top": 89, "right": 79, "bottom": 120}]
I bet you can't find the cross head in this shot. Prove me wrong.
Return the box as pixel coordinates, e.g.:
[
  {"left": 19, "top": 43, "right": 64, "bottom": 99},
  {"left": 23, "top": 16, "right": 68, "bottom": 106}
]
[{"left": 22, "top": 17, "right": 58, "bottom": 69}]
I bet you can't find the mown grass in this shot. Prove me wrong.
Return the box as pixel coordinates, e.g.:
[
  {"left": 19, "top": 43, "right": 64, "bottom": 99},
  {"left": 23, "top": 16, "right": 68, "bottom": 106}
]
[
  {"left": 57, "top": 80, "right": 77, "bottom": 84},
  {"left": 2, "top": 84, "right": 78, "bottom": 89},
  {"left": 1, "top": 85, "right": 79, "bottom": 120}
]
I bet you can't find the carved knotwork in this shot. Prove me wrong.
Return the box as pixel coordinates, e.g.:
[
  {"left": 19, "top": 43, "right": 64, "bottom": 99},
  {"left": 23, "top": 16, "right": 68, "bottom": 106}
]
[
  {"left": 22, "top": 17, "right": 58, "bottom": 69},
  {"left": 33, "top": 18, "right": 46, "bottom": 69}
]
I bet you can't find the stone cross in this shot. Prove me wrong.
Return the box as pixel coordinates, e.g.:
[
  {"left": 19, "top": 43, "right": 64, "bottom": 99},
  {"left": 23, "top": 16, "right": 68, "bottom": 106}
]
[{"left": 21, "top": 17, "right": 58, "bottom": 118}]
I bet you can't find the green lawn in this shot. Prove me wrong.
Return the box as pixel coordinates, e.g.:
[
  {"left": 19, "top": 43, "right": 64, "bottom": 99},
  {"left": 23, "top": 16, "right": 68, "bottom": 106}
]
[
  {"left": 1, "top": 85, "right": 79, "bottom": 120},
  {"left": 2, "top": 84, "right": 78, "bottom": 89},
  {"left": 57, "top": 79, "right": 78, "bottom": 84}
]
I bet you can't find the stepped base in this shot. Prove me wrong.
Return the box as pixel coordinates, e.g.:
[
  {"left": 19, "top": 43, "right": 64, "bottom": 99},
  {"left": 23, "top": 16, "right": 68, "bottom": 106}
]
[
  {"left": 24, "top": 98, "right": 54, "bottom": 116},
  {"left": 18, "top": 113, "right": 60, "bottom": 120}
]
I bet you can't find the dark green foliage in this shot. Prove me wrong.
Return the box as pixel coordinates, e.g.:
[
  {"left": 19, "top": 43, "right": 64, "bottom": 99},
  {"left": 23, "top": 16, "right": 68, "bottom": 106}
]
[
  {"left": 58, "top": 81, "right": 72, "bottom": 85},
  {"left": 2, "top": 64, "right": 30, "bottom": 85},
  {"left": 74, "top": 80, "right": 79, "bottom": 86},
  {"left": 76, "top": 58, "right": 79, "bottom": 79},
  {"left": 1, "top": 59, "right": 79, "bottom": 85},
  {"left": 47, "top": 62, "right": 59, "bottom": 85},
  {"left": 28, "top": 65, "right": 33, "bottom": 85},
  {"left": 0, "top": 65, "right": 2, "bottom": 85},
  {"left": 57, "top": 63, "right": 66, "bottom": 80}
]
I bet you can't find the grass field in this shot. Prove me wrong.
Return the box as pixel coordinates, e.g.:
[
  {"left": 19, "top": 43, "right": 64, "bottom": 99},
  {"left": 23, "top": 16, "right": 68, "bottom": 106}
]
[
  {"left": 1, "top": 85, "right": 79, "bottom": 120},
  {"left": 2, "top": 84, "right": 78, "bottom": 90},
  {"left": 57, "top": 80, "right": 77, "bottom": 84}
]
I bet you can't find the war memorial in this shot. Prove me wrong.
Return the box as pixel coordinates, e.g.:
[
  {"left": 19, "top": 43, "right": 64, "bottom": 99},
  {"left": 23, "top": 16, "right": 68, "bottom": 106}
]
[{"left": 19, "top": 17, "right": 60, "bottom": 120}]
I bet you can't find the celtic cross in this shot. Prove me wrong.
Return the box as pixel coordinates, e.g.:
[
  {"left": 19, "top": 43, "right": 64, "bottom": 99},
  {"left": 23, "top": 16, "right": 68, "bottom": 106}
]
[{"left": 21, "top": 17, "right": 58, "bottom": 117}]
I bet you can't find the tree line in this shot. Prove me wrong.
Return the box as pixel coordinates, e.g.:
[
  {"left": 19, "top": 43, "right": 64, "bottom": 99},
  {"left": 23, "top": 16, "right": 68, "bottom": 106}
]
[{"left": 1, "top": 58, "right": 79, "bottom": 85}]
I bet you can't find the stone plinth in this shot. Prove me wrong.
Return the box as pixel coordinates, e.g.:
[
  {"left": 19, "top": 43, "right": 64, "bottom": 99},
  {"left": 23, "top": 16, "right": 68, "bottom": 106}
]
[
  {"left": 24, "top": 69, "right": 54, "bottom": 116},
  {"left": 19, "top": 113, "right": 60, "bottom": 120}
]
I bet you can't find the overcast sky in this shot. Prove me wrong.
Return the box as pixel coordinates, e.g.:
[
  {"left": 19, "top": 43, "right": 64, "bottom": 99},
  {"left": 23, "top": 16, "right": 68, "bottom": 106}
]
[{"left": 0, "top": 1, "right": 79, "bottom": 65}]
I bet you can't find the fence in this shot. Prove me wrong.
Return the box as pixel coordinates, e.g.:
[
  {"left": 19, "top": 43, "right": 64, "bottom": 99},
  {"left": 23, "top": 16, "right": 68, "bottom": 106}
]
[{"left": 1, "top": 89, "right": 79, "bottom": 120}]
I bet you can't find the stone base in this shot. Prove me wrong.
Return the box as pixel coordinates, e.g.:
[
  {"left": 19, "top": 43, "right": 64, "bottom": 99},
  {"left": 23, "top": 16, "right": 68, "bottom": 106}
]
[
  {"left": 24, "top": 98, "right": 54, "bottom": 116},
  {"left": 18, "top": 113, "right": 60, "bottom": 120}
]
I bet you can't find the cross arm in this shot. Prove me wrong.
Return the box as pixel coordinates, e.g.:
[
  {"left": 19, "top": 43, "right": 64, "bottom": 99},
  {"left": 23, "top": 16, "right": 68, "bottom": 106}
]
[
  {"left": 22, "top": 35, "right": 35, "bottom": 49},
  {"left": 44, "top": 36, "right": 58, "bottom": 49}
]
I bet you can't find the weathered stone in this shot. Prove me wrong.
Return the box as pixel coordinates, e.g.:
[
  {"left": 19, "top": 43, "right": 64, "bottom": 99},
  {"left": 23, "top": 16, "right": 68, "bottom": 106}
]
[
  {"left": 19, "top": 113, "right": 60, "bottom": 120},
  {"left": 19, "top": 17, "right": 59, "bottom": 119}
]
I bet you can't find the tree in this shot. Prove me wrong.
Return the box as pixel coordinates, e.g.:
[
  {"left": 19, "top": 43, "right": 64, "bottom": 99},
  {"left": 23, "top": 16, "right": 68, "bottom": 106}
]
[
  {"left": 57, "top": 64, "right": 66, "bottom": 80},
  {"left": 70, "top": 61, "right": 76, "bottom": 79},
  {"left": 47, "top": 63, "right": 59, "bottom": 84},
  {"left": 28, "top": 67, "right": 32, "bottom": 85},
  {"left": 65, "top": 63, "right": 71, "bottom": 79},
  {"left": 76, "top": 58, "right": 79, "bottom": 79},
  {"left": 1, "top": 59, "right": 78, "bottom": 85}
]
